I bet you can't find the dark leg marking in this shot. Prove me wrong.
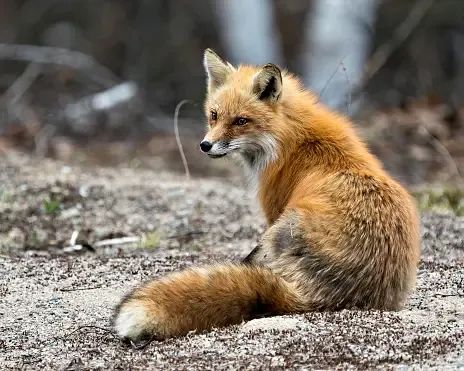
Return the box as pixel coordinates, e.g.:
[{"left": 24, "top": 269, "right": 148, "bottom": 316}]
[{"left": 242, "top": 245, "right": 262, "bottom": 265}]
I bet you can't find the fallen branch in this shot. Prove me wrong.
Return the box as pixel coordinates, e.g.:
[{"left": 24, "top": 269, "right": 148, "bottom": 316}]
[
  {"left": 62, "top": 244, "right": 84, "bottom": 253},
  {"left": 0, "top": 43, "right": 118, "bottom": 87},
  {"left": 62, "top": 244, "right": 95, "bottom": 253},
  {"left": 93, "top": 236, "right": 140, "bottom": 247},
  {"left": 64, "top": 81, "right": 138, "bottom": 120},
  {"left": 0, "top": 63, "right": 41, "bottom": 105},
  {"left": 69, "top": 230, "right": 79, "bottom": 246}
]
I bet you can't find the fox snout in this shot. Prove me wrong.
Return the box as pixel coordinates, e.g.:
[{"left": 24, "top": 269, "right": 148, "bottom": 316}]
[
  {"left": 199, "top": 139, "right": 230, "bottom": 158},
  {"left": 199, "top": 140, "right": 212, "bottom": 153}
]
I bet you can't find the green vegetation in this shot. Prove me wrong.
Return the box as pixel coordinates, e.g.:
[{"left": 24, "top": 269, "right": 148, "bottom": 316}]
[
  {"left": 140, "top": 231, "right": 161, "bottom": 249},
  {"left": 0, "top": 190, "right": 14, "bottom": 203},
  {"left": 413, "top": 187, "right": 464, "bottom": 216},
  {"left": 43, "top": 198, "right": 61, "bottom": 215}
]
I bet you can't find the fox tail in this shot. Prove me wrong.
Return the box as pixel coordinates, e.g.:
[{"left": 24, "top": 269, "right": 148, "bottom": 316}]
[{"left": 113, "top": 263, "right": 305, "bottom": 341}]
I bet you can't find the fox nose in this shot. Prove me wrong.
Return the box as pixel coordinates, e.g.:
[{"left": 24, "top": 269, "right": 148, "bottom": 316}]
[{"left": 200, "top": 140, "right": 213, "bottom": 153}]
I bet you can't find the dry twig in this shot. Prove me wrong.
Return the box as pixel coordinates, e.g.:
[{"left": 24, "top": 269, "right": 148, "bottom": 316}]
[
  {"left": 339, "top": 61, "right": 352, "bottom": 116},
  {"left": 93, "top": 236, "right": 140, "bottom": 247},
  {"left": 59, "top": 286, "right": 102, "bottom": 292},
  {"left": 417, "top": 119, "right": 464, "bottom": 187},
  {"left": 351, "top": 0, "right": 436, "bottom": 100},
  {"left": 67, "top": 325, "right": 117, "bottom": 339},
  {"left": 318, "top": 61, "right": 344, "bottom": 102},
  {"left": 70, "top": 230, "right": 79, "bottom": 246},
  {"left": 167, "top": 230, "right": 205, "bottom": 239},
  {"left": 174, "top": 99, "right": 193, "bottom": 180},
  {"left": 318, "top": 56, "right": 352, "bottom": 115}
]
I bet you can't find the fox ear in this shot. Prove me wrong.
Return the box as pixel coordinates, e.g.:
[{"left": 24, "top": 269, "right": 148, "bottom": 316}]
[
  {"left": 203, "top": 48, "right": 234, "bottom": 93},
  {"left": 253, "top": 64, "right": 282, "bottom": 102}
]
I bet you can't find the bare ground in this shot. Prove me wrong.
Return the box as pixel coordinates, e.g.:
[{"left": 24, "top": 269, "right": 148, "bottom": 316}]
[{"left": 0, "top": 153, "right": 463, "bottom": 370}]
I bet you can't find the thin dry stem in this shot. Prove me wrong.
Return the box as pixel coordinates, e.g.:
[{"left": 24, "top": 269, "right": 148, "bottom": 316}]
[
  {"left": 351, "top": 0, "right": 436, "bottom": 101},
  {"left": 417, "top": 123, "right": 464, "bottom": 188},
  {"left": 174, "top": 99, "right": 193, "bottom": 180}
]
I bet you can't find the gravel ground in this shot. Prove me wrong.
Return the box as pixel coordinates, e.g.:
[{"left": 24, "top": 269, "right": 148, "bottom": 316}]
[{"left": 0, "top": 153, "right": 463, "bottom": 370}]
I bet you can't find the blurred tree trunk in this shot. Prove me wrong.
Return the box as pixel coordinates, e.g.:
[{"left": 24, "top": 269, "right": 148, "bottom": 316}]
[
  {"left": 302, "top": 0, "right": 380, "bottom": 112},
  {"left": 274, "top": 0, "right": 312, "bottom": 72},
  {"left": 367, "top": 0, "right": 464, "bottom": 109},
  {"left": 213, "top": 0, "right": 283, "bottom": 65},
  {"left": 123, "top": 0, "right": 221, "bottom": 112}
]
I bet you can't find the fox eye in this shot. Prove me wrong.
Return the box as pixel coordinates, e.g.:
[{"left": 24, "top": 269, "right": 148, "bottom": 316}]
[
  {"left": 210, "top": 111, "right": 217, "bottom": 121},
  {"left": 235, "top": 117, "right": 248, "bottom": 126}
]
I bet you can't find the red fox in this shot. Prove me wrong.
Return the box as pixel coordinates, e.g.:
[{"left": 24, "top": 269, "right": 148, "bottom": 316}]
[{"left": 113, "top": 49, "right": 420, "bottom": 341}]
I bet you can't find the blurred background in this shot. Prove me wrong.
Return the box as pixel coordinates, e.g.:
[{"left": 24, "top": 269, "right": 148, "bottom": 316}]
[{"left": 0, "top": 0, "right": 463, "bottom": 186}]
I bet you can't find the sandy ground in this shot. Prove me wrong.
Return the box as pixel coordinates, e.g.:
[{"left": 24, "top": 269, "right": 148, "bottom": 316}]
[{"left": 0, "top": 154, "right": 463, "bottom": 370}]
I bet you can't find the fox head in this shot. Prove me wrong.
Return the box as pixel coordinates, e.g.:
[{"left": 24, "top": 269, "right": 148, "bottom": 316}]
[{"left": 201, "top": 48, "right": 283, "bottom": 172}]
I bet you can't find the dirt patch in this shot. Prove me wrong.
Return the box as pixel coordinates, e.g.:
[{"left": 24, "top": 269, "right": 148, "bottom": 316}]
[{"left": 0, "top": 153, "right": 463, "bottom": 369}]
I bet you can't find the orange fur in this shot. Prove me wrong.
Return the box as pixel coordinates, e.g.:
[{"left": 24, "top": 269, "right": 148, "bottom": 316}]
[{"left": 113, "top": 49, "right": 421, "bottom": 341}]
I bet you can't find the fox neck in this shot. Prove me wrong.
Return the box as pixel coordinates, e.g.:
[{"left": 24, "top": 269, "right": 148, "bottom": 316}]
[
  {"left": 238, "top": 133, "right": 279, "bottom": 194},
  {"left": 255, "top": 92, "right": 384, "bottom": 224}
]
